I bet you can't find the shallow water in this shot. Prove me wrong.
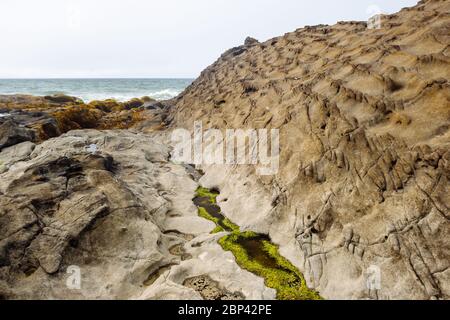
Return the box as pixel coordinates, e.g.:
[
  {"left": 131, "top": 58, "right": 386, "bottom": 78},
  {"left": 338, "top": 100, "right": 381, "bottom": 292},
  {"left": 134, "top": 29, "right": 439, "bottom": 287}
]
[
  {"left": 193, "top": 195, "right": 233, "bottom": 232},
  {"left": 236, "top": 235, "right": 280, "bottom": 270},
  {"left": 194, "top": 190, "right": 292, "bottom": 272},
  {"left": 193, "top": 187, "right": 322, "bottom": 300}
]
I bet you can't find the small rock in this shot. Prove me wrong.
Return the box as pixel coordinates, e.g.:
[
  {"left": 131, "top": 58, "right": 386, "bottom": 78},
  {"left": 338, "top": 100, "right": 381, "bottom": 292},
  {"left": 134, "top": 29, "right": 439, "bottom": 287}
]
[
  {"left": 44, "top": 94, "right": 80, "bottom": 104},
  {"left": 244, "top": 37, "right": 259, "bottom": 46}
]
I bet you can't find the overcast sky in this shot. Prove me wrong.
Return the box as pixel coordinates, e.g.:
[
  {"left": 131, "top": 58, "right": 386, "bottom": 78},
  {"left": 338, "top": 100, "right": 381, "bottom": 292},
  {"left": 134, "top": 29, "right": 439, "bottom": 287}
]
[{"left": 0, "top": 0, "right": 418, "bottom": 78}]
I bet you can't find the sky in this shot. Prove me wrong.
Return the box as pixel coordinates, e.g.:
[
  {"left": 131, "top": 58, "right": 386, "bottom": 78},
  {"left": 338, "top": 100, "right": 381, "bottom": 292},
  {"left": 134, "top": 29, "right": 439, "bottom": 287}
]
[{"left": 0, "top": 0, "right": 418, "bottom": 79}]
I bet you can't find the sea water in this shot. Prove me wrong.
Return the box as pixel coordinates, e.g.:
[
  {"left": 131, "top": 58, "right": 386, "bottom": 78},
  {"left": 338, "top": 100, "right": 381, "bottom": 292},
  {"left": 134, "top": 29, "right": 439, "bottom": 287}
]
[{"left": 0, "top": 78, "right": 193, "bottom": 102}]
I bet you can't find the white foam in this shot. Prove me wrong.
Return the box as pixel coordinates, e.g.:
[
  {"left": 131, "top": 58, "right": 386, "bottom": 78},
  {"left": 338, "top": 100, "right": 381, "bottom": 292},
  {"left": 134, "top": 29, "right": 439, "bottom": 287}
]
[
  {"left": 81, "top": 89, "right": 182, "bottom": 102},
  {"left": 149, "top": 88, "right": 182, "bottom": 100},
  {"left": 0, "top": 79, "right": 192, "bottom": 103}
]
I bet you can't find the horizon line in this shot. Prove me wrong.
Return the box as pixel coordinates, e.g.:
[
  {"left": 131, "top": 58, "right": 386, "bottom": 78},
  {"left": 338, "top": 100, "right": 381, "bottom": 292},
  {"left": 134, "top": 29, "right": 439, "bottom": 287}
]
[{"left": 0, "top": 77, "right": 196, "bottom": 80}]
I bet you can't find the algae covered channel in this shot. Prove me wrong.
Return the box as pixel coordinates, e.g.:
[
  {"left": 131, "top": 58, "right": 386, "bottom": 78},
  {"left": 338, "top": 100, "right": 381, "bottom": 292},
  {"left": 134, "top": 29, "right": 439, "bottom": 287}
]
[{"left": 193, "top": 187, "right": 322, "bottom": 300}]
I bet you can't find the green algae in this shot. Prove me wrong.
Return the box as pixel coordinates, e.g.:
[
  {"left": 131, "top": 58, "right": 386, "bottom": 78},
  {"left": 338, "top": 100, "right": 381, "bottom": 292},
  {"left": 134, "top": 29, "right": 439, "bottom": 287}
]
[
  {"left": 196, "top": 187, "right": 219, "bottom": 203},
  {"left": 194, "top": 187, "right": 322, "bottom": 300}
]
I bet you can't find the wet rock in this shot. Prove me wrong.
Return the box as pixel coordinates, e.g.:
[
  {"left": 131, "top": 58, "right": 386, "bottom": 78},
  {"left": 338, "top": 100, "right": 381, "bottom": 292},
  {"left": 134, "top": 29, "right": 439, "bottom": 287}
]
[
  {"left": 123, "top": 98, "right": 144, "bottom": 110},
  {"left": 39, "top": 119, "right": 61, "bottom": 139},
  {"left": 0, "top": 95, "right": 150, "bottom": 141},
  {"left": 0, "top": 120, "right": 35, "bottom": 151},
  {"left": 44, "top": 94, "right": 81, "bottom": 104}
]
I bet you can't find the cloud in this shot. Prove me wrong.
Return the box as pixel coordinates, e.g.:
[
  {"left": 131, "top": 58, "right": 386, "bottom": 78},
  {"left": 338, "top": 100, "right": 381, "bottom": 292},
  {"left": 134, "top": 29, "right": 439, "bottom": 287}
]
[{"left": 0, "top": 0, "right": 418, "bottom": 78}]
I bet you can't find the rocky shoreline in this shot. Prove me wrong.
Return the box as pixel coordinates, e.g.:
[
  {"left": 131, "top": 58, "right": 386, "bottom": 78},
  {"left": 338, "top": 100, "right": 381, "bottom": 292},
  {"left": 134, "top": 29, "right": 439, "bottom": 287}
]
[
  {"left": 1, "top": 0, "right": 449, "bottom": 300},
  {"left": 0, "top": 94, "right": 317, "bottom": 300},
  {"left": 0, "top": 127, "right": 277, "bottom": 300},
  {"left": 0, "top": 94, "right": 170, "bottom": 146}
]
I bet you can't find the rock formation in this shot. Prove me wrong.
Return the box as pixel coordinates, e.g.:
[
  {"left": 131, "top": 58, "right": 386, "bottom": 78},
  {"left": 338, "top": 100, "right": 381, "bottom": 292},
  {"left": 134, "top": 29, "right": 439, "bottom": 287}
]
[
  {"left": 0, "top": 94, "right": 158, "bottom": 141},
  {"left": 0, "top": 120, "right": 35, "bottom": 151},
  {"left": 0, "top": 130, "right": 273, "bottom": 299},
  {"left": 0, "top": 0, "right": 448, "bottom": 300},
  {"left": 170, "top": 0, "right": 450, "bottom": 299}
]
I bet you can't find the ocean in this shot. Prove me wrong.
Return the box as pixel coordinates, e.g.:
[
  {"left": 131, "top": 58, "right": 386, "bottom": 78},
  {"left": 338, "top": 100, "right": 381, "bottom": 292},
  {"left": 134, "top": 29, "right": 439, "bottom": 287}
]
[{"left": 0, "top": 78, "right": 193, "bottom": 102}]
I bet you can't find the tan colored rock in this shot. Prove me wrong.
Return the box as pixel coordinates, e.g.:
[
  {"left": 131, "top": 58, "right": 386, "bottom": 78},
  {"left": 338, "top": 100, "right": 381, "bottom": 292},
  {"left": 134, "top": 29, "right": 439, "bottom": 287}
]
[
  {"left": 170, "top": 0, "right": 450, "bottom": 300},
  {"left": 0, "top": 130, "right": 277, "bottom": 300},
  {"left": 137, "top": 232, "right": 276, "bottom": 300},
  {"left": 0, "top": 130, "right": 176, "bottom": 299},
  {"left": 1, "top": 0, "right": 449, "bottom": 301}
]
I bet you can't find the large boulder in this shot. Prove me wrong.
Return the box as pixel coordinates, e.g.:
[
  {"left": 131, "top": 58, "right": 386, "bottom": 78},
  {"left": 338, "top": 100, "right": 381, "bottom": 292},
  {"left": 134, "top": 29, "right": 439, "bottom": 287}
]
[{"left": 0, "top": 120, "right": 35, "bottom": 151}]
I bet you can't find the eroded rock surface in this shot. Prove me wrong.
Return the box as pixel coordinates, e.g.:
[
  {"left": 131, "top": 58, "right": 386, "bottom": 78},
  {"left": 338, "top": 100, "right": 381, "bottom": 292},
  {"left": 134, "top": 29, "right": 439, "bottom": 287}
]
[
  {"left": 184, "top": 275, "right": 244, "bottom": 300},
  {"left": 0, "top": 0, "right": 448, "bottom": 301},
  {"left": 171, "top": 0, "right": 450, "bottom": 300},
  {"left": 0, "top": 130, "right": 275, "bottom": 300}
]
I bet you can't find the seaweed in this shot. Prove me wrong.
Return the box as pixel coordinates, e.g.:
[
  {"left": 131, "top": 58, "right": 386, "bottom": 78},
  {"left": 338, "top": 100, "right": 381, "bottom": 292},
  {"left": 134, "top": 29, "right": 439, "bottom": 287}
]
[{"left": 194, "top": 187, "right": 322, "bottom": 300}]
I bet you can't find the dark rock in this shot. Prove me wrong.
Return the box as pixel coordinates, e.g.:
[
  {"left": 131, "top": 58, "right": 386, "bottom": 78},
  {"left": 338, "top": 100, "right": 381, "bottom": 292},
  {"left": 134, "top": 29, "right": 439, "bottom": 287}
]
[
  {"left": 30, "top": 111, "right": 46, "bottom": 118},
  {"left": 142, "top": 101, "right": 165, "bottom": 110},
  {"left": 103, "top": 155, "right": 115, "bottom": 172},
  {"left": 244, "top": 36, "right": 259, "bottom": 46},
  {"left": 0, "top": 110, "right": 11, "bottom": 124},
  {"left": 0, "top": 120, "right": 35, "bottom": 151},
  {"left": 226, "top": 46, "right": 247, "bottom": 57},
  {"left": 44, "top": 94, "right": 80, "bottom": 104},
  {"left": 123, "top": 98, "right": 144, "bottom": 110},
  {"left": 40, "top": 119, "right": 61, "bottom": 139}
]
